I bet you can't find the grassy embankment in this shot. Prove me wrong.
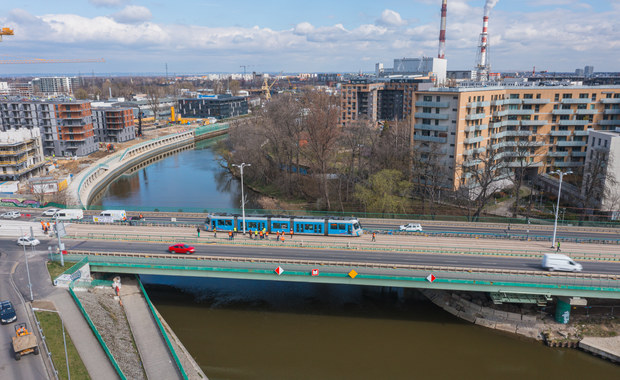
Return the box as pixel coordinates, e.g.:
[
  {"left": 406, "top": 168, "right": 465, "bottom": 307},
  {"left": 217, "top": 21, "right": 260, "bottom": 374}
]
[{"left": 46, "top": 261, "right": 77, "bottom": 281}]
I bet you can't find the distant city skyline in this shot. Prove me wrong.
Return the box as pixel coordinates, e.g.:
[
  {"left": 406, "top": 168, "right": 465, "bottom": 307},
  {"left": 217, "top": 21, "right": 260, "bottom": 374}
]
[{"left": 0, "top": 0, "right": 618, "bottom": 76}]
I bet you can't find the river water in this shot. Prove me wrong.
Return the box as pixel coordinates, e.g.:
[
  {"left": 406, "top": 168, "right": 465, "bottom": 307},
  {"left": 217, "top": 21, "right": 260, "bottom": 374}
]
[{"left": 94, "top": 144, "right": 619, "bottom": 379}]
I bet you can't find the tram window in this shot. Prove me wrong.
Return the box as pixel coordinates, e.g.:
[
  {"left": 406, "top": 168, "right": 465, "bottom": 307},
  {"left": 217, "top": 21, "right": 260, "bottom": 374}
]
[
  {"left": 317, "top": 224, "right": 322, "bottom": 233},
  {"left": 218, "top": 219, "right": 232, "bottom": 227},
  {"left": 304, "top": 224, "right": 314, "bottom": 231},
  {"left": 348, "top": 225, "right": 352, "bottom": 233}
]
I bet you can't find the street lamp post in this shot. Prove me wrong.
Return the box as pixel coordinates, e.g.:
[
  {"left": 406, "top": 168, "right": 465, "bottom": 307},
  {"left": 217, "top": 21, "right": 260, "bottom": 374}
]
[
  {"left": 551, "top": 169, "right": 572, "bottom": 248},
  {"left": 21, "top": 229, "right": 34, "bottom": 302},
  {"left": 232, "top": 163, "right": 251, "bottom": 234}
]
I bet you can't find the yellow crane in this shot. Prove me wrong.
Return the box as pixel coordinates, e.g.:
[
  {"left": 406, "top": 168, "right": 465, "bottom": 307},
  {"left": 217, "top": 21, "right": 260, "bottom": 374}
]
[
  {"left": 261, "top": 71, "right": 283, "bottom": 101},
  {"left": 0, "top": 27, "right": 14, "bottom": 42}
]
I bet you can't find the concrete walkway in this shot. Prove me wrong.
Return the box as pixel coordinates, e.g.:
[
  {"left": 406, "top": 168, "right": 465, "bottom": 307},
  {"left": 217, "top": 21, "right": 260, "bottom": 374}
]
[
  {"left": 43, "top": 293, "right": 120, "bottom": 380},
  {"left": 119, "top": 277, "right": 182, "bottom": 380}
]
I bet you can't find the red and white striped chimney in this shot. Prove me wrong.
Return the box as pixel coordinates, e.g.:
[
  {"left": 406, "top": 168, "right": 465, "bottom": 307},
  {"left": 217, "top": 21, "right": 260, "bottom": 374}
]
[
  {"left": 437, "top": 0, "right": 447, "bottom": 59},
  {"left": 479, "top": 15, "right": 489, "bottom": 67}
]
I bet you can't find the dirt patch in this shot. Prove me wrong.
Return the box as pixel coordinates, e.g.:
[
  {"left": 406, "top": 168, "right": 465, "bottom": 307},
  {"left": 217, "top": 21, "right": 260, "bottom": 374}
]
[
  {"left": 32, "top": 300, "right": 57, "bottom": 311},
  {"left": 75, "top": 287, "right": 146, "bottom": 380}
]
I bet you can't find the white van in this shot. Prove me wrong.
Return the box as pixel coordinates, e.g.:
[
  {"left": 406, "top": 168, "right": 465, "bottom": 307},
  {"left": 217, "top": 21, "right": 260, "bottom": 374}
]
[
  {"left": 541, "top": 254, "right": 583, "bottom": 272},
  {"left": 55, "top": 209, "right": 84, "bottom": 220},
  {"left": 99, "top": 210, "right": 127, "bottom": 222}
]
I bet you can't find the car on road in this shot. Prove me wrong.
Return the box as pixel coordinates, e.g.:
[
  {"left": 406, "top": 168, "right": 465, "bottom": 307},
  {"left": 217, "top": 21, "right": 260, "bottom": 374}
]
[
  {"left": 399, "top": 223, "right": 423, "bottom": 232},
  {"left": 1, "top": 300, "right": 17, "bottom": 324},
  {"left": 42, "top": 208, "right": 59, "bottom": 217},
  {"left": 168, "top": 243, "right": 195, "bottom": 254},
  {"left": 541, "top": 253, "right": 582, "bottom": 272},
  {"left": 17, "top": 236, "right": 40, "bottom": 246},
  {"left": 1, "top": 211, "right": 21, "bottom": 219}
]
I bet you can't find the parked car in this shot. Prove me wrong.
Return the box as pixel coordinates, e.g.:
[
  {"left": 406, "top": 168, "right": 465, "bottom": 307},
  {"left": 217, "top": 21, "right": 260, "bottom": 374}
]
[
  {"left": 168, "top": 243, "right": 195, "bottom": 254},
  {"left": 399, "top": 223, "right": 423, "bottom": 232},
  {"left": 17, "top": 236, "right": 40, "bottom": 246},
  {"left": 1, "top": 211, "right": 21, "bottom": 219},
  {"left": 1, "top": 300, "right": 17, "bottom": 324},
  {"left": 42, "top": 208, "right": 59, "bottom": 217}
]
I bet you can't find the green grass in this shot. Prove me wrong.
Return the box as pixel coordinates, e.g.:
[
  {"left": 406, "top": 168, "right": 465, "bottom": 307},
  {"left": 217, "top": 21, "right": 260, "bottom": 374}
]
[
  {"left": 46, "top": 261, "right": 76, "bottom": 281},
  {"left": 35, "top": 311, "right": 91, "bottom": 380}
]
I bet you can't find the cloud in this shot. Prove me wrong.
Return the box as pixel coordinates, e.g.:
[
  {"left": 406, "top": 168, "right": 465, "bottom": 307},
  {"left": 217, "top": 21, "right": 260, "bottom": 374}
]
[
  {"left": 293, "top": 22, "right": 314, "bottom": 35},
  {"left": 89, "top": 0, "right": 129, "bottom": 7},
  {"left": 111, "top": 5, "right": 152, "bottom": 24},
  {"left": 376, "top": 9, "right": 407, "bottom": 27}
]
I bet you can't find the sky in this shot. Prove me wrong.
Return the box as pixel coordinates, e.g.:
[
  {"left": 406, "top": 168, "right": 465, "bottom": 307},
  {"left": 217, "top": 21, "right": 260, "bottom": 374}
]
[{"left": 0, "top": 0, "right": 619, "bottom": 76}]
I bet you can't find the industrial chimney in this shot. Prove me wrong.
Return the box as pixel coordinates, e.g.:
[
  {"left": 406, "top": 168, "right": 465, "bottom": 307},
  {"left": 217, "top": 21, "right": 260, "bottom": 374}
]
[
  {"left": 474, "top": 0, "right": 499, "bottom": 82},
  {"left": 437, "top": 0, "right": 447, "bottom": 59}
]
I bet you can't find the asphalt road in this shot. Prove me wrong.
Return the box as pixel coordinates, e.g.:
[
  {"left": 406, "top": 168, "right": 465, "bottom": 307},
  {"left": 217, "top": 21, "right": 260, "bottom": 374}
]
[
  {"left": 0, "top": 241, "right": 49, "bottom": 379},
  {"left": 60, "top": 238, "right": 620, "bottom": 275}
]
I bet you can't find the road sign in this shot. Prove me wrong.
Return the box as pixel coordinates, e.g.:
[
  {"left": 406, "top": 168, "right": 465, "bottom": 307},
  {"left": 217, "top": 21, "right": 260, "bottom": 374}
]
[
  {"left": 426, "top": 274, "right": 436, "bottom": 283},
  {"left": 348, "top": 270, "right": 358, "bottom": 279},
  {"left": 275, "top": 266, "right": 284, "bottom": 275},
  {"left": 311, "top": 269, "right": 319, "bottom": 276},
  {"left": 55, "top": 222, "right": 67, "bottom": 238}
]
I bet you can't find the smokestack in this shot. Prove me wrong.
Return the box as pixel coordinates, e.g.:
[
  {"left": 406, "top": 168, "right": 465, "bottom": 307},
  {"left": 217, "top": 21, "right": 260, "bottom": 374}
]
[
  {"left": 437, "top": 0, "right": 447, "bottom": 59},
  {"left": 479, "top": 15, "right": 489, "bottom": 69},
  {"left": 475, "top": 1, "right": 499, "bottom": 82}
]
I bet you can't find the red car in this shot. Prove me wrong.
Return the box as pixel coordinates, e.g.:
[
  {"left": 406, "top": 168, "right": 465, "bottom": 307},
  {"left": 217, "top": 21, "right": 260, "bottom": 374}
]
[{"left": 168, "top": 243, "right": 195, "bottom": 254}]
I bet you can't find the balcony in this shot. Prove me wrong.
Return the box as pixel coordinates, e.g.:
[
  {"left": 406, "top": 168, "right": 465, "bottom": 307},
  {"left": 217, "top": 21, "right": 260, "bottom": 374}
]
[
  {"left": 464, "top": 147, "right": 486, "bottom": 155},
  {"left": 491, "top": 131, "right": 508, "bottom": 139},
  {"left": 464, "top": 135, "right": 484, "bottom": 144},
  {"left": 414, "top": 124, "right": 448, "bottom": 132},
  {"left": 561, "top": 98, "right": 591, "bottom": 104},
  {"left": 576, "top": 109, "right": 598, "bottom": 115},
  {"left": 505, "top": 120, "right": 520, "bottom": 126},
  {"left": 415, "top": 101, "right": 450, "bottom": 108},
  {"left": 550, "top": 130, "right": 572, "bottom": 136},
  {"left": 520, "top": 120, "right": 548, "bottom": 126},
  {"left": 415, "top": 112, "right": 449, "bottom": 120},
  {"left": 557, "top": 141, "right": 586, "bottom": 147},
  {"left": 465, "top": 124, "right": 488, "bottom": 133},
  {"left": 604, "top": 109, "right": 620, "bottom": 115},
  {"left": 572, "top": 151, "right": 587, "bottom": 157},
  {"left": 463, "top": 159, "right": 482, "bottom": 167},
  {"left": 559, "top": 119, "right": 590, "bottom": 126},
  {"left": 547, "top": 151, "right": 569, "bottom": 157},
  {"left": 573, "top": 130, "right": 590, "bottom": 136},
  {"left": 505, "top": 109, "right": 534, "bottom": 116},
  {"left": 414, "top": 135, "right": 447, "bottom": 143},
  {"left": 493, "top": 110, "right": 508, "bottom": 117},
  {"left": 504, "top": 131, "right": 532, "bottom": 137},
  {"left": 465, "top": 113, "right": 486, "bottom": 121},
  {"left": 490, "top": 120, "right": 507, "bottom": 128},
  {"left": 600, "top": 98, "right": 620, "bottom": 104},
  {"left": 466, "top": 101, "right": 490, "bottom": 108},
  {"left": 522, "top": 98, "right": 551, "bottom": 104},
  {"left": 598, "top": 119, "right": 620, "bottom": 126},
  {"left": 491, "top": 100, "right": 505, "bottom": 106},
  {"left": 552, "top": 109, "right": 574, "bottom": 115},
  {"left": 554, "top": 161, "right": 583, "bottom": 167},
  {"left": 504, "top": 98, "right": 523, "bottom": 105}
]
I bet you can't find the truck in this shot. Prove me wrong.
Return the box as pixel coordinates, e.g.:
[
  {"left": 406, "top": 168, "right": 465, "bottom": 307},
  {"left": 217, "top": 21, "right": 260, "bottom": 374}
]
[
  {"left": 97, "top": 210, "right": 127, "bottom": 222},
  {"left": 55, "top": 209, "right": 84, "bottom": 220},
  {"left": 12, "top": 323, "right": 39, "bottom": 360}
]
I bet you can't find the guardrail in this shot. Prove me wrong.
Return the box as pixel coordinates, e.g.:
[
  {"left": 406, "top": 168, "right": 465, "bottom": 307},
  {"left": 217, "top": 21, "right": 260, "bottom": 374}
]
[
  {"left": 65, "top": 231, "right": 620, "bottom": 262},
  {"left": 136, "top": 277, "right": 188, "bottom": 380},
  {"left": 68, "top": 281, "right": 127, "bottom": 380},
  {"left": 30, "top": 305, "right": 60, "bottom": 380},
  {"left": 63, "top": 250, "right": 620, "bottom": 281}
]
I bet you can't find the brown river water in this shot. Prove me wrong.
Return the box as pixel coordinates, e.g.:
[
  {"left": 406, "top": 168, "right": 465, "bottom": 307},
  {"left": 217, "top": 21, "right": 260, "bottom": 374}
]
[{"left": 143, "top": 275, "right": 619, "bottom": 380}]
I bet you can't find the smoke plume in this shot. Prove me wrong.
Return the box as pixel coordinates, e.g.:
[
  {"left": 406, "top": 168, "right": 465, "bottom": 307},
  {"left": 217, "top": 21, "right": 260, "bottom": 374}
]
[{"left": 484, "top": 0, "right": 499, "bottom": 16}]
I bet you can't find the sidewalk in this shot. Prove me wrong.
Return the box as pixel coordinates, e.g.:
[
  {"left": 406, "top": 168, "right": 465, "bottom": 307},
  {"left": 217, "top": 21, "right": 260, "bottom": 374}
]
[{"left": 119, "top": 277, "right": 182, "bottom": 380}]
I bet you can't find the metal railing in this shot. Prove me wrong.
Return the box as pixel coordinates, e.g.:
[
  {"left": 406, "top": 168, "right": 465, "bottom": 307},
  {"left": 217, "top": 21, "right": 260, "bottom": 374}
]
[{"left": 30, "top": 305, "right": 60, "bottom": 380}]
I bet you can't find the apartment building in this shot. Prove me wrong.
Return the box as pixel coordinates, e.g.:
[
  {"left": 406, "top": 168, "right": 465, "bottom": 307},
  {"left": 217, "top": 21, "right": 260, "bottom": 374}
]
[
  {"left": 582, "top": 129, "right": 620, "bottom": 211},
  {"left": 412, "top": 85, "right": 620, "bottom": 190},
  {"left": 177, "top": 94, "right": 248, "bottom": 120},
  {"left": 32, "top": 77, "right": 78, "bottom": 96},
  {"left": 0, "top": 97, "right": 98, "bottom": 157},
  {"left": 0, "top": 128, "right": 45, "bottom": 181},
  {"left": 92, "top": 107, "right": 136, "bottom": 143},
  {"left": 339, "top": 78, "right": 423, "bottom": 127}
]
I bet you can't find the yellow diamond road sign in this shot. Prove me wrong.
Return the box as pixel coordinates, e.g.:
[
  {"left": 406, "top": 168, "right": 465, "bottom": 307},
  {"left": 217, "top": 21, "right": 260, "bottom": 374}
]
[{"left": 348, "top": 270, "right": 358, "bottom": 278}]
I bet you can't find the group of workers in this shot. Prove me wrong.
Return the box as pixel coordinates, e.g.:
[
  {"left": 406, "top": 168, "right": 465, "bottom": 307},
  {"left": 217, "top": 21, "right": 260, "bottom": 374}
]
[{"left": 215, "top": 227, "right": 294, "bottom": 242}]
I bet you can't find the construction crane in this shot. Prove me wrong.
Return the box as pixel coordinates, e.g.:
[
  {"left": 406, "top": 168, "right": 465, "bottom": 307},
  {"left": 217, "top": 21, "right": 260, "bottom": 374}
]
[
  {"left": 0, "top": 27, "right": 14, "bottom": 42},
  {"left": 0, "top": 58, "right": 105, "bottom": 64},
  {"left": 261, "top": 71, "right": 283, "bottom": 101}
]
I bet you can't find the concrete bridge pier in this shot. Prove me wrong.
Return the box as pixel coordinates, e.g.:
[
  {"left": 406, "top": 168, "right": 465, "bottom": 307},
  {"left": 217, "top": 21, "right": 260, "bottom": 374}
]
[{"left": 554, "top": 297, "right": 588, "bottom": 324}]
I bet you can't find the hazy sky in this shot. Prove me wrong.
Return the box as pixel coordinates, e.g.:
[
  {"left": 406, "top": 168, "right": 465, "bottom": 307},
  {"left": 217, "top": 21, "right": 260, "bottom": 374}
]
[{"left": 0, "top": 0, "right": 618, "bottom": 75}]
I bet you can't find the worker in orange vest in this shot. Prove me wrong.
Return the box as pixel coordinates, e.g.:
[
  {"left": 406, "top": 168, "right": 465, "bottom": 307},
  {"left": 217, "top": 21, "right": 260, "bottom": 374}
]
[{"left": 289, "top": 229, "right": 294, "bottom": 239}]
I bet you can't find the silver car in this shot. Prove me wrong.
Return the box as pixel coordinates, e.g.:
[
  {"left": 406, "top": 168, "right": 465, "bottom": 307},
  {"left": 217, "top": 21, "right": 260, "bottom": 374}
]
[{"left": 17, "top": 237, "right": 40, "bottom": 246}]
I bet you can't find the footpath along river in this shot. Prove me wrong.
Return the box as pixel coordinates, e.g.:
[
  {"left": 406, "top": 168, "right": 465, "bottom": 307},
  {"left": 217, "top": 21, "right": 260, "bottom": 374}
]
[{"left": 93, "top": 143, "right": 619, "bottom": 379}]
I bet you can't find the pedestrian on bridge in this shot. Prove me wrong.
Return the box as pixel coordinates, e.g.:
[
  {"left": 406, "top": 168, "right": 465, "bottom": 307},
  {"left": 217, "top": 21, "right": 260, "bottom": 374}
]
[
  {"left": 557, "top": 241, "right": 561, "bottom": 252},
  {"left": 197, "top": 227, "right": 200, "bottom": 237},
  {"left": 214, "top": 228, "right": 217, "bottom": 238},
  {"left": 289, "top": 229, "right": 294, "bottom": 239},
  {"left": 372, "top": 232, "right": 376, "bottom": 242},
  {"left": 249, "top": 229, "right": 253, "bottom": 239}
]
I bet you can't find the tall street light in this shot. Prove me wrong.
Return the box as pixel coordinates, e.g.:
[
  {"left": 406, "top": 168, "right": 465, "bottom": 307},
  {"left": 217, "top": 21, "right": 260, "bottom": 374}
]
[
  {"left": 551, "top": 169, "right": 572, "bottom": 248},
  {"left": 232, "top": 163, "right": 251, "bottom": 234}
]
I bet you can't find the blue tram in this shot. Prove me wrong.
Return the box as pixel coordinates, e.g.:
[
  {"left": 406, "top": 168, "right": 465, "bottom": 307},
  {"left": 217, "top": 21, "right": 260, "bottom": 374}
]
[{"left": 204, "top": 213, "right": 363, "bottom": 237}]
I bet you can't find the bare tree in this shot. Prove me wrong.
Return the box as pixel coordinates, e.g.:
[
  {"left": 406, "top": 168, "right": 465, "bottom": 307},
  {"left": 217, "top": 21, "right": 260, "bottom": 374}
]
[
  {"left": 506, "top": 134, "right": 545, "bottom": 218},
  {"left": 412, "top": 141, "right": 451, "bottom": 217},
  {"left": 459, "top": 146, "right": 508, "bottom": 221},
  {"left": 581, "top": 148, "right": 618, "bottom": 217},
  {"left": 301, "top": 91, "right": 341, "bottom": 210},
  {"left": 339, "top": 117, "right": 374, "bottom": 204},
  {"left": 146, "top": 87, "right": 164, "bottom": 121}
]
